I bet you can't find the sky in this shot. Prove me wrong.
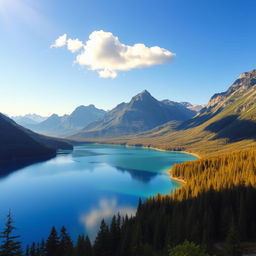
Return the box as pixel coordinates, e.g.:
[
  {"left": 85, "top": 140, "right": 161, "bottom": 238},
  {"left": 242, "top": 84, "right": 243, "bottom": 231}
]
[{"left": 0, "top": 0, "right": 256, "bottom": 116}]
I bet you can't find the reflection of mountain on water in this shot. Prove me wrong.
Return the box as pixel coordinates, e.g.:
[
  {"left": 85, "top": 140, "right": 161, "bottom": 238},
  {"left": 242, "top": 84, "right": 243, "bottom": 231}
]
[
  {"left": 72, "top": 149, "right": 109, "bottom": 158},
  {"left": 0, "top": 156, "right": 54, "bottom": 178},
  {"left": 115, "top": 166, "right": 158, "bottom": 183}
]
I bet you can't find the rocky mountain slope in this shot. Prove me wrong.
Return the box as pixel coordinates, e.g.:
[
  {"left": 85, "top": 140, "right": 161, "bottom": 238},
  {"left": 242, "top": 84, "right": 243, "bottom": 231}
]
[
  {"left": 88, "top": 69, "right": 256, "bottom": 156},
  {"left": 70, "top": 90, "right": 197, "bottom": 139}
]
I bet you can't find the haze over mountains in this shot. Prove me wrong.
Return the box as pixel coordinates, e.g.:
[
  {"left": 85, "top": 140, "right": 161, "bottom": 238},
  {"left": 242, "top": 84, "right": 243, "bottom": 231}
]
[
  {"left": 70, "top": 90, "right": 198, "bottom": 139},
  {"left": 17, "top": 105, "right": 106, "bottom": 137},
  {"left": 12, "top": 114, "right": 47, "bottom": 127}
]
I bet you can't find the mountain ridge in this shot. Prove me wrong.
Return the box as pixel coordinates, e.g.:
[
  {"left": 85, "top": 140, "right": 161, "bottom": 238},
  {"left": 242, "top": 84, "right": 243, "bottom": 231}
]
[
  {"left": 22, "top": 105, "right": 106, "bottom": 137},
  {"left": 74, "top": 69, "right": 256, "bottom": 156},
  {"left": 69, "top": 90, "right": 197, "bottom": 139}
]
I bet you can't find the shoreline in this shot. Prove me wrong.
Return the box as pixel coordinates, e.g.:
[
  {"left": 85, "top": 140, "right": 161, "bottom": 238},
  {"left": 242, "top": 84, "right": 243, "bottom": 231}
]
[
  {"left": 72, "top": 140, "right": 201, "bottom": 159},
  {"left": 75, "top": 141, "right": 198, "bottom": 188},
  {"left": 169, "top": 175, "right": 187, "bottom": 185},
  {"left": 123, "top": 143, "right": 199, "bottom": 187},
  {"left": 138, "top": 145, "right": 201, "bottom": 159}
]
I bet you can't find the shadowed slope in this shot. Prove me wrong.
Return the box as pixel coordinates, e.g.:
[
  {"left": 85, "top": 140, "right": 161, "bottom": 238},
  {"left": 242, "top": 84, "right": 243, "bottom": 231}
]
[{"left": 0, "top": 113, "right": 73, "bottom": 162}]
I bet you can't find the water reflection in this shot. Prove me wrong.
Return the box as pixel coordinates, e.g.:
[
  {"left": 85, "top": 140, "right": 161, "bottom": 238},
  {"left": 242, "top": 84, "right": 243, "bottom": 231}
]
[
  {"left": 0, "top": 144, "right": 196, "bottom": 244},
  {"left": 80, "top": 198, "right": 136, "bottom": 240},
  {"left": 115, "top": 166, "right": 158, "bottom": 183},
  {"left": 0, "top": 156, "right": 53, "bottom": 178}
]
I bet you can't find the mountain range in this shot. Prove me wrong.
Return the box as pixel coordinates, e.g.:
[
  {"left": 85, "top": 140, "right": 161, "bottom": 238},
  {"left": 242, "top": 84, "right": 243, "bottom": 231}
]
[
  {"left": 12, "top": 114, "right": 48, "bottom": 126},
  {"left": 75, "top": 69, "right": 256, "bottom": 156},
  {"left": 70, "top": 90, "right": 199, "bottom": 139},
  {"left": 3, "top": 68, "right": 255, "bottom": 161},
  {"left": 21, "top": 105, "right": 106, "bottom": 137}
]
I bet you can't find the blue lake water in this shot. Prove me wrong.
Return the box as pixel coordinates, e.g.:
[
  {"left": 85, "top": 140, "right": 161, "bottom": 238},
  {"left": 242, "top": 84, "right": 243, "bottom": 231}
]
[{"left": 0, "top": 144, "right": 196, "bottom": 245}]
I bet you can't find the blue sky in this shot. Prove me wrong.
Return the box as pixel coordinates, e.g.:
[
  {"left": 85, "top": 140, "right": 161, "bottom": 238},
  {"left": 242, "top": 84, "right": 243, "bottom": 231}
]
[{"left": 0, "top": 0, "right": 256, "bottom": 116}]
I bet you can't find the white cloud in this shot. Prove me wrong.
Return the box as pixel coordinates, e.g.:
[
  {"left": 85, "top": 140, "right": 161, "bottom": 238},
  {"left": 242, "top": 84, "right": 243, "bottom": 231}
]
[
  {"left": 51, "top": 34, "right": 67, "bottom": 48},
  {"left": 67, "top": 38, "right": 83, "bottom": 52},
  {"left": 98, "top": 69, "right": 117, "bottom": 79},
  {"left": 51, "top": 30, "right": 175, "bottom": 78}
]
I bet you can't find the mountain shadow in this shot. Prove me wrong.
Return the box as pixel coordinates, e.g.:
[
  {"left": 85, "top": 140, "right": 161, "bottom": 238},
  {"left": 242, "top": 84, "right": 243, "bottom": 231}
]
[{"left": 204, "top": 115, "right": 256, "bottom": 142}]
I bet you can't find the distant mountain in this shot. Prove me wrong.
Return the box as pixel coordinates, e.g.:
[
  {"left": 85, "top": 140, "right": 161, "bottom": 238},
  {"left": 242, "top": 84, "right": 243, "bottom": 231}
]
[
  {"left": 0, "top": 113, "right": 72, "bottom": 162},
  {"left": 107, "top": 69, "right": 256, "bottom": 156},
  {"left": 12, "top": 114, "right": 47, "bottom": 127},
  {"left": 70, "top": 90, "right": 197, "bottom": 139},
  {"left": 179, "top": 102, "right": 204, "bottom": 112},
  {"left": 24, "top": 105, "right": 106, "bottom": 137}
]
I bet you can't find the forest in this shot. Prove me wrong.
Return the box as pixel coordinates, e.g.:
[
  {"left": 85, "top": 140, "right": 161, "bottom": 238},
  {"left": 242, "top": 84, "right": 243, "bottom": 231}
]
[{"left": 2, "top": 148, "right": 256, "bottom": 256}]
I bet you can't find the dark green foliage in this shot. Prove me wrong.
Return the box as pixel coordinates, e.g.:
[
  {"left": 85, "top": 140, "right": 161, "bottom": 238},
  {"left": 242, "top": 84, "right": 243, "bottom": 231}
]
[
  {"left": 93, "top": 220, "right": 111, "bottom": 256},
  {"left": 224, "top": 221, "right": 243, "bottom": 256},
  {"left": 74, "top": 235, "right": 92, "bottom": 256},
  {"left": 169, "top": 240, "right": 209, "bottom": 256},
  {"left": 58, "top": 227, "right": 73, "bottom": 256},
  {"left": 45, "top": 227, "right": 59, "bottom": 256},
  {"left": 0, "top": 211, "right": 22, "bottom": 256}
]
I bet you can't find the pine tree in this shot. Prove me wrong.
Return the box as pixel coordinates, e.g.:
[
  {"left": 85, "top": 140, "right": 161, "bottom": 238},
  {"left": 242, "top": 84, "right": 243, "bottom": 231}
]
[
  {"left": 0, "top": 211, "right": 22, "bottom": 256},
  {"left": 45, "top": 227, "right": 59, "bottom": 256},
  {"left": 224, "top": 221, "right": 243, "bottom": 256},
  {"left": 58, "top": 226, "right": 73, "bottom": 256},
  {"left": 75, "top": 235, "right": 92, "bottom": 256},
  {"left": 94, "top": 220, "right": 110, "bottom": 256}
]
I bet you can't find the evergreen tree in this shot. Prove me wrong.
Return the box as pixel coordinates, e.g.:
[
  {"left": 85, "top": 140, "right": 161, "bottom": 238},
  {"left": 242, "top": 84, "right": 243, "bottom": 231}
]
[
  {"left": 75, "top": 235, "right": 92, "bottom": 256},
  {"left": 0, "top": 211, "right": 22, "bottom": 256},
  {"left": 58, "top": 226, "right": 73, "bottom": 256},
  {"left": 45, "top": 227, "right": 59, "bottom": 256},
  {"left": 39, "top": 240, "right": 46, "bottom": 256},
  {"left": 224, "top": 221, "right": 243, "bottom": 256},
  {"left": 93, "top": 220, "right": 110, "bottom": 256}
]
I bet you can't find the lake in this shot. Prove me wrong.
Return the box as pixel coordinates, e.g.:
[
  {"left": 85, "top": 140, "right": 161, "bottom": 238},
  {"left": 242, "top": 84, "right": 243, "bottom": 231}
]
[{"left": 0, "top": 144, "right": 196, "bottom": 245}]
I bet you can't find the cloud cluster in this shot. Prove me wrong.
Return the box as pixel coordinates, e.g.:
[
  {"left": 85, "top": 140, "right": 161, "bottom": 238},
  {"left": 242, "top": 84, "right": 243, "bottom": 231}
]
[{"left": 51, "top": 30, "right": 175, "bottom": 78}]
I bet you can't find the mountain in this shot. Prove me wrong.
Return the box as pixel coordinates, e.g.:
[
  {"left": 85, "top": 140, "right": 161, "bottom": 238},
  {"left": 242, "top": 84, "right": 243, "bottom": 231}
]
[
  {"left": 25, "top": 105, "right": 106, "bottom": 137},
  {"left": 88, "top": 69, "right": 256, "bottom": 156},
  {"left": 179, "top": 102, "right": 204, "bottom": 112},
  {"left": 0, "top": 113, "right": 73, "bottom": 162},
  {"left": 12, "top": 114, "right": 47, "bottom": 127},
  {"left": 70, "top": 90, "right": 197, "bottom": 139}
]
